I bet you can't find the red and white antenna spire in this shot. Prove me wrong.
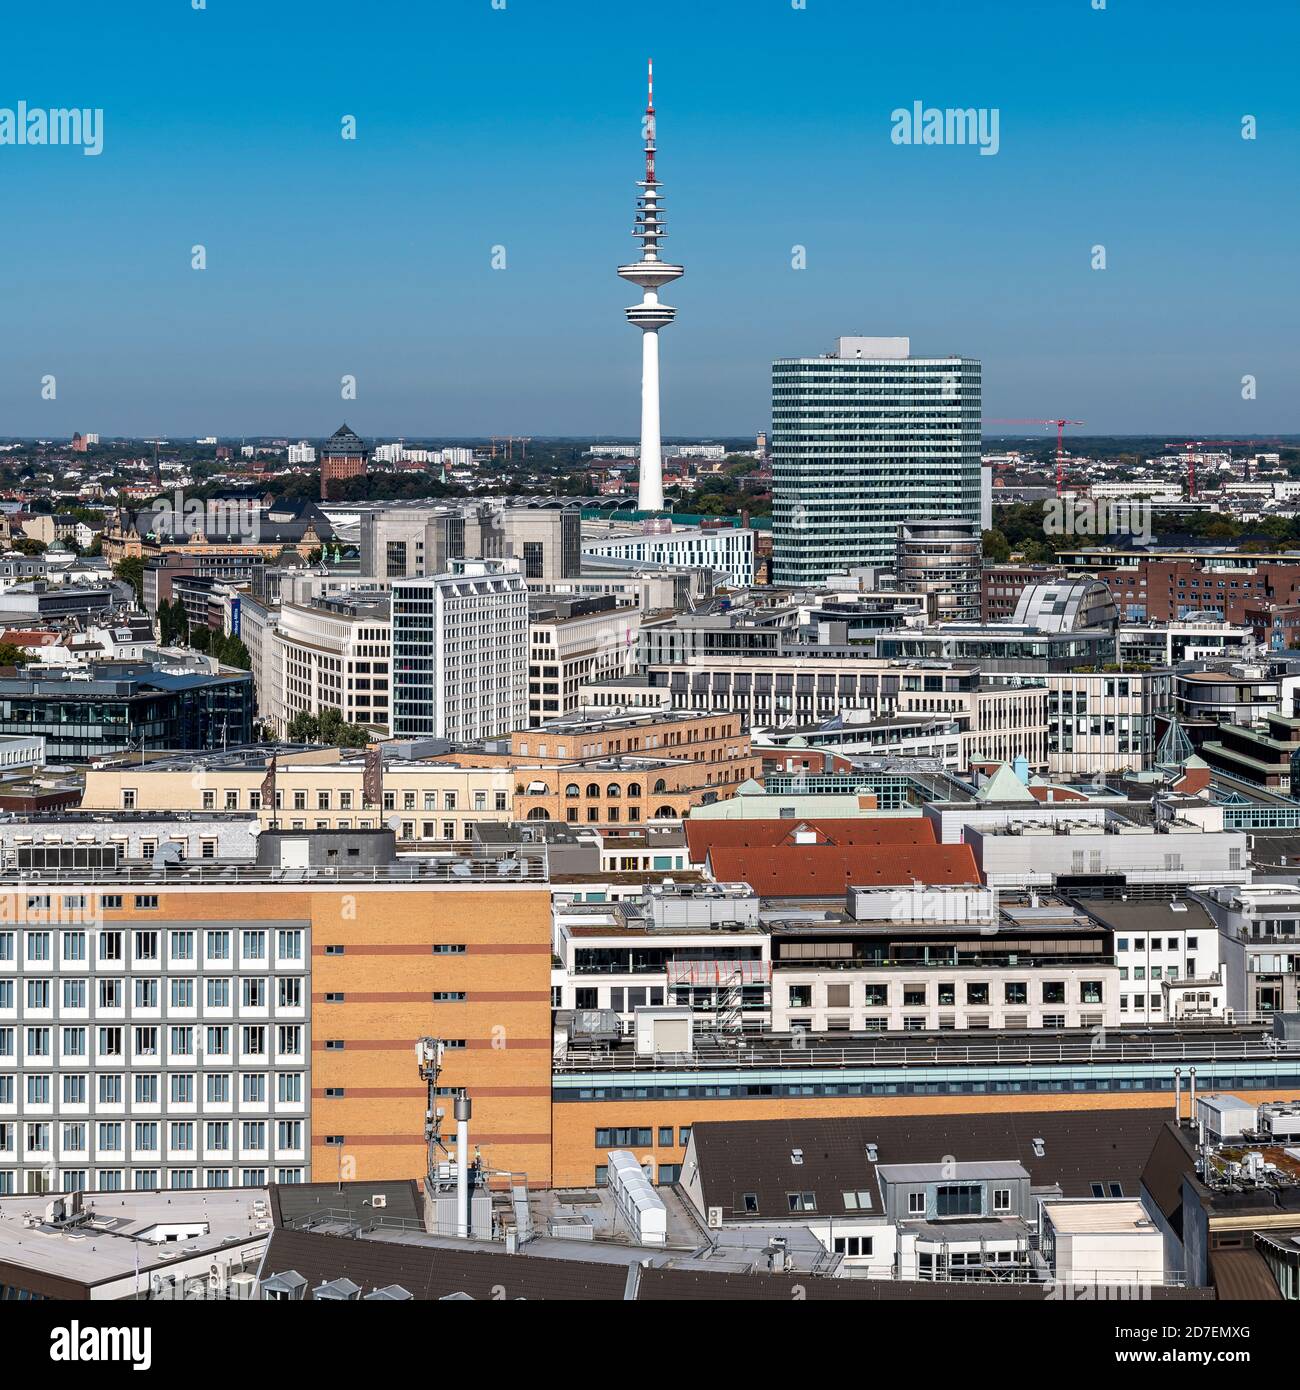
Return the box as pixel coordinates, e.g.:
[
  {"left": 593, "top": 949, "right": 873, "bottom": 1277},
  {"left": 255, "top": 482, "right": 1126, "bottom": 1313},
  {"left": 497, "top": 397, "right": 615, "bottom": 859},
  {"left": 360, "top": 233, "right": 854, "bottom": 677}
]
[
  {"left": 645, "top": 58, "right": 657, "bottom": 184},
  {"left": 618, "top": 59, "right": 683, "bottom": 513}
]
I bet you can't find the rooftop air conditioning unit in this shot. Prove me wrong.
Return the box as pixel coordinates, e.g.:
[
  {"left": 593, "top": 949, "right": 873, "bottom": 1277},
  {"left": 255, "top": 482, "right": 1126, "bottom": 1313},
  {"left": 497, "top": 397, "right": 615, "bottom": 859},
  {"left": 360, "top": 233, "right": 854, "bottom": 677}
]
[
  {"left": 707, "top": 1207, "right": 724, "bottom": 1229},
  {"left": 371, "top": 1194, "right": 387, "bottom": 1209}
]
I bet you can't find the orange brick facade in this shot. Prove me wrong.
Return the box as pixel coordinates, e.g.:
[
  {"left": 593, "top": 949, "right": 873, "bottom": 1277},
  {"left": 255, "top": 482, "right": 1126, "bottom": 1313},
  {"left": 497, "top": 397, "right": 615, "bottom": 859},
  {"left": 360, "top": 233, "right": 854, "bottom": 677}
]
[{"left": 308, "top": 886, "right": 554, "bottom": 1187}]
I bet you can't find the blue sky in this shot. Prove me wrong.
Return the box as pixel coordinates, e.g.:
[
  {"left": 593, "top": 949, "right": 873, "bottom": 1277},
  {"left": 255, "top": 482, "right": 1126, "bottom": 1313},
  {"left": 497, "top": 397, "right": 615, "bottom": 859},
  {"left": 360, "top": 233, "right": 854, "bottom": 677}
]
[{"left": 0, "top": 0, "right": 1296, "bottom": 438}]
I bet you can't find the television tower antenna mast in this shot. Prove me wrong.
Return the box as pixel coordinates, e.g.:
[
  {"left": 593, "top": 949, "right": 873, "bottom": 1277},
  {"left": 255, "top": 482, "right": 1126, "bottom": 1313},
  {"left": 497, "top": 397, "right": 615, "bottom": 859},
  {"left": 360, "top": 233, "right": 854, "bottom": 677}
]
[{"left": 618, "top": 59, "right": 684, "bottom": 514}]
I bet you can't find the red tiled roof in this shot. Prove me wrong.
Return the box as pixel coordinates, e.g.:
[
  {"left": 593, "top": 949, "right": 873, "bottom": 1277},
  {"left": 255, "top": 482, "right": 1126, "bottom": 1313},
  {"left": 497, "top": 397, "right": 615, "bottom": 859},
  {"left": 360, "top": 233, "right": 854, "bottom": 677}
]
[
  {"left": 705, "top": 842, "right": 981, "bottom": 896},
  {"left": 686, "top": 817, "right": 934, "bottom": 857}
]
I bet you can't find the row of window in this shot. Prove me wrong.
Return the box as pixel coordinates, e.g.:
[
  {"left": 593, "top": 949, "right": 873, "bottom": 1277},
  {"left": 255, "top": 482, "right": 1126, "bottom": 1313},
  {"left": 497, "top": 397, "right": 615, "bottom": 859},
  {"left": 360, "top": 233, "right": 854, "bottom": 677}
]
[
  {"left": 594, "top": 1125, "right": 692, "bottom": 1149},
  {"left": 1, "top": 1022, "right": 305, "bottom": 1066},
  {"left": 786, "top": 981, "right": 1105, "bottom": 1008},
  {"left": 3, "top": 1118, "right": 304, "bottom": 1154},
  {"left": 0, "top": 1168, "right": 303, "bottom": 1194},
  {"left": 1, "top": 1070, "right": 304, "bottom": 1106},
  {"left": 2, "top": 977, "right": 303, "bottom": 1010},
  {"left": 0, "top": 929, "right": 304, "bottom": 965}
]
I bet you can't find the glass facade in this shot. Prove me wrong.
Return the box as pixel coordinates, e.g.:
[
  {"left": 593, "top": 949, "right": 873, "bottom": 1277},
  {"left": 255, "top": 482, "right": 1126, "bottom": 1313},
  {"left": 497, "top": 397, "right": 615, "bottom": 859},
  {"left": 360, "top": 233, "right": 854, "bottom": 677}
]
[
  {"left": 771, "top": 345, "right": 981, "bottom": 585},
  {"left": 0, "top": 673, "right": 253, "bottom": 761}
]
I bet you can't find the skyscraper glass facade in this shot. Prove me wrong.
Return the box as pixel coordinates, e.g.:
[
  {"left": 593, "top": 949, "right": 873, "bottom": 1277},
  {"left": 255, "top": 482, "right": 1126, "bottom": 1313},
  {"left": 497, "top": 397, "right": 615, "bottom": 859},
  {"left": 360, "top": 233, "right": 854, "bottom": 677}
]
[{"left": 771, "top": 338, "right": 981, "bottom": 585}]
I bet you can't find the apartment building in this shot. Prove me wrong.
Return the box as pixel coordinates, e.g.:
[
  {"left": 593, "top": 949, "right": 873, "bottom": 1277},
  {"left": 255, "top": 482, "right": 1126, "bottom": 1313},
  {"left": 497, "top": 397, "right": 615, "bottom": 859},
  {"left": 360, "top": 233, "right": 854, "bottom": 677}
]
[
  {"left": 527, "top": 595, "right": 640, "bottom": 726},
  {"left": 0, "top": 831, "right": 552, "bottom": 1196},
  {"left": 1073, "top": 898, "right": 1226, "bottom": 1025},
  {"left": 1197, "top": 883, "right": 1300, "bottom": 1018}
]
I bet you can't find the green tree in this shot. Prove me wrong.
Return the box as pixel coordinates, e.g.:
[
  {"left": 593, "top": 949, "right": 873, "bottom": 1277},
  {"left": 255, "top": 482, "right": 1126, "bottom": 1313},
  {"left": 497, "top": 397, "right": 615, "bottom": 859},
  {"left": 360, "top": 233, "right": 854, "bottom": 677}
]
[
  {"left": 1017, "top": 537, "right": 1056, "bottom": 564},
  {"left": 319, "top": 707, "right": 370, "bottom": 748},
  {"left": 12, "top": 537, "right": 48, "bottom": 557},
  {"left": 287, "top": 711, "right": 320, "bottom": 742},
  {"left": 189, "top": 625, "right": 211, "bottom": 653},
  {"left": 982, "top": 528, "right": 1011, "bottom": 563},
  {"left": 212, "top": 634, "right": 251, "bottom": 670},
  {"left": 0, "top": 642, "right": 28, "bottom": 667}
]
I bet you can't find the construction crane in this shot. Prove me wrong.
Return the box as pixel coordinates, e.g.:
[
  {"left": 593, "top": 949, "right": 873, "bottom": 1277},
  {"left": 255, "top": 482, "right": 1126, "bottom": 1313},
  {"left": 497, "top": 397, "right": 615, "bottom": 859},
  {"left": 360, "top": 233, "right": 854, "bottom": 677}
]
[
  {"left": 1161, "top": 439, "right": 1279, "bottom": 498},
  {"left": 489, "top": 435, "right": 534, "bottom": 462},
  {"left": 985, "top": 419, "right": 1084, "bottom": 496}
]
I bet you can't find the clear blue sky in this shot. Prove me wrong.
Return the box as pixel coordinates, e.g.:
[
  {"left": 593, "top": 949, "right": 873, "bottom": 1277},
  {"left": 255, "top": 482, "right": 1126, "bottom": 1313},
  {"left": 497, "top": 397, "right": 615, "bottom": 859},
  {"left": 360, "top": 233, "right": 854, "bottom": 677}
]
[{"left": 0, "top": 0, "right": 1296, "bottom": 438}]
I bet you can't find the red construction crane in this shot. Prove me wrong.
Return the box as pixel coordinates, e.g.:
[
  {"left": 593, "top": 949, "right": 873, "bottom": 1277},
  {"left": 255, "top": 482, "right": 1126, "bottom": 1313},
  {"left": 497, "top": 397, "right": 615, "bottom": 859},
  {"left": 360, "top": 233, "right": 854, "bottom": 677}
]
[
  {"left": 985, "top": 419, "right": 1085, "bottom": 495},
  {"left": 1161, "top": 439, "right": 1278, "bottom": 497}
]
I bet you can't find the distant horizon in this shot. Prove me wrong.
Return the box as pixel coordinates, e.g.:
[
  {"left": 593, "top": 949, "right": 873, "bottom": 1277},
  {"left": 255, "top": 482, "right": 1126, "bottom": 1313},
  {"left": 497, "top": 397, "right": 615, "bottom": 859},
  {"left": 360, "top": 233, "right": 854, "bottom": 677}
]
[{"left": 4, "top": 432, "right": 1300, "bottom": 447}]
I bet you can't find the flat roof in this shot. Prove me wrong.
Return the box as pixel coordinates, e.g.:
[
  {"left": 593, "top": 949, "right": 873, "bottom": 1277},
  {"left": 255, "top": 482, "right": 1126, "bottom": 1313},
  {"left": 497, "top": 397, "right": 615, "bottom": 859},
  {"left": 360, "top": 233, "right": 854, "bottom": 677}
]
[
  {"left": 1043, "top": 1199, "right": 1153, "bottom": 1234},
  {"left": 0, "top": 1188, "right": 270, "bottom": 1286}
]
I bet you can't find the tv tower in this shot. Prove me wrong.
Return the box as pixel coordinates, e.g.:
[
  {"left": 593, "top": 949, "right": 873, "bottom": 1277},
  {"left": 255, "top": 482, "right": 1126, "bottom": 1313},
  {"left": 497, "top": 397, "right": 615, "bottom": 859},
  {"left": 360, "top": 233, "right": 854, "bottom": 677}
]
[{"left": 618, "top": 59, "right": 683, "bottom": 514}]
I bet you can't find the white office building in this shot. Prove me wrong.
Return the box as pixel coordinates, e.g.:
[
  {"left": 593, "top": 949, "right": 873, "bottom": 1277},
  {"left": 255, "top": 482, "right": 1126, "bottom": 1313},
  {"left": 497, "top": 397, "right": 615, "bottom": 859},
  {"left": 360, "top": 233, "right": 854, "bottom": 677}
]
[
  {"left": 391, "top": 559, "right": 528, "bottom": 741},
  {"left": 771, "top": 336, "right": 981, "bottom": 585},
  {"left": 0, "top": 897, "right": 309, "bottom": 1196},
  {"left": 581, "top": 526, "right": 754, "bottom": 589}
]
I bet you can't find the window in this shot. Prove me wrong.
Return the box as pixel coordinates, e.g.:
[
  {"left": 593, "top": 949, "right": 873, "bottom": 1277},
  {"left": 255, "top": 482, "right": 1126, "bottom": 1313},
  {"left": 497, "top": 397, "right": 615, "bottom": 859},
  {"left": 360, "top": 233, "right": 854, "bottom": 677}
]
[
  {"left": 908, "top": 1191, "right": 925, "bottom": 1215},
  {"left": 133, "top": 896, "right": 159, "bottom": 911},
  {"left": 786, "top": 1191, "right": 816, "bottom": 1213},
  {"left": 993, "top": 1187, "right": 1011, "bottom": 1213},
  {"left": 935, "top": 1183, "right": 982, "bottom": 1218}
]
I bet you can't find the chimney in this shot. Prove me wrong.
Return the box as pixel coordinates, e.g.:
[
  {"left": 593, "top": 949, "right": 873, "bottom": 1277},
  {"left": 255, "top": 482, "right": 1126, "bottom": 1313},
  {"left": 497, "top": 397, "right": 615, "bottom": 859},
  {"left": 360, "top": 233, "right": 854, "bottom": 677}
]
[{"left": 455, "top": 1091, "right": 471, "bottom": 1239}]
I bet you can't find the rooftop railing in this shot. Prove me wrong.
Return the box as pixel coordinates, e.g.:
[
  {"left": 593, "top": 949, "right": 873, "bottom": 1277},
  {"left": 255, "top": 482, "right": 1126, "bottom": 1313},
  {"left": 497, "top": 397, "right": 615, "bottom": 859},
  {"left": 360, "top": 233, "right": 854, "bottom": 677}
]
[
  {"left": 554, "top": 1029, "right": 1293, "bottom": 1073},
  {"left": 0, "top": 848, "right": 549, "bottom": 887}
]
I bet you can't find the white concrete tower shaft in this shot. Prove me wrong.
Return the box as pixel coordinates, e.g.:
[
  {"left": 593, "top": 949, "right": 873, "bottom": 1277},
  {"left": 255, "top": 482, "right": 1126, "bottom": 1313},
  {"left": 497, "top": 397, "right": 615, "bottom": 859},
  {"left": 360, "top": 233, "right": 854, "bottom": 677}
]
[{"left": 617, "top": 59, "right": 683, "bottom": 514}]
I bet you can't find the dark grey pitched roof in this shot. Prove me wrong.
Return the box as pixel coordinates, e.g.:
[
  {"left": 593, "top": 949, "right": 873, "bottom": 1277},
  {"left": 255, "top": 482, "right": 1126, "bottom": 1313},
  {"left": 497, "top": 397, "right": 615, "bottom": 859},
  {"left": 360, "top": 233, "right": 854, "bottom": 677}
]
[
  {"left": 270, "top": 1180, "right": 423, "bottom": 1230},
  {"left": 1139, "top": 1121, "right": 1198, "bottom": 1239},
  {"left": 689, "top": 1109, "right": 1173, "bottom": 1222},
  {"left": 258, "top": 1228, "right": 630, "bottom": 1301},
  {"left": 322, "top": 424, "right": 367, "bottom": 456}
]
